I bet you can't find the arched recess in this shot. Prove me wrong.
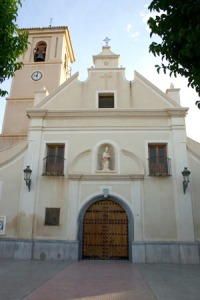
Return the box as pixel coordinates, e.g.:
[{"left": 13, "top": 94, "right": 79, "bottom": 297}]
[
  {"left": 69, "top": 150, "right": 91, "bottom": 174},
  {"left": 34, "top": 41, "right": 47, "bottom": 62},
  {"left": 93, "top": 140, "right": 119, "bottom": 172},
  {"left": 121, "top": 149, "right": 144, "bottom": 174},
  {"left": 78, "top": 195, "right": 134, "bottom": 261}
]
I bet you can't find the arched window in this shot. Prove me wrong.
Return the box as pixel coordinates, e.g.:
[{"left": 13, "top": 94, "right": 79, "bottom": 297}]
[{"left": 34, "top": 41, "right": 47, "bottom": 62}]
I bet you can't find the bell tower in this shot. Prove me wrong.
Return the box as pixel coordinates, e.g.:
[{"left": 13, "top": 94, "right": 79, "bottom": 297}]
[{"left": 0, "top": 26, "right": 75, "bottom": 148}]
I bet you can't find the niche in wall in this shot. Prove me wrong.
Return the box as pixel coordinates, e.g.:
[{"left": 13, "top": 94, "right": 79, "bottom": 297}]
[{"left": 97, "top": 144, "right": 115, "bottom": 171}]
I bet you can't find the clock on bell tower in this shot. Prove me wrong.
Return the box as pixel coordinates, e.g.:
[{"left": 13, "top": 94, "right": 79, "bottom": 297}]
[{"left": 1, "top": 26, "right": 75, "bottom": 148}]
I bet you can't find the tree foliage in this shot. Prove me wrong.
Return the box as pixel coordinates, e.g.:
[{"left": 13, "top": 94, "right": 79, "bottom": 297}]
[
  {"left": 0, "top": 0, "right": 28, "bottom": 97},
  {"left": 148, "top": 0, "right": 200, "bottom": 99},
  {"left": 196, "top": 100, "right": 200, "bottom": 109}
]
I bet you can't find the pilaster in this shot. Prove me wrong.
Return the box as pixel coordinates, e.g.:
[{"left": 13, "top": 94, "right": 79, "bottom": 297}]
[{"left": 171, "top": 117, "right": 194, "bottom": 241}]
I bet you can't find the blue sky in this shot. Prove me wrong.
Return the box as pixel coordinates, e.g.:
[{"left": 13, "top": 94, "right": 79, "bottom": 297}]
[{"left": 0, "top": 0, "right": 199, "bottom": 142}]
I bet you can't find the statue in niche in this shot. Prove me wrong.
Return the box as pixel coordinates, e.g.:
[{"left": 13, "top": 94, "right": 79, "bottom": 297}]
[{"left": 102, "top": 147, "right": 111, "bottom": 171}]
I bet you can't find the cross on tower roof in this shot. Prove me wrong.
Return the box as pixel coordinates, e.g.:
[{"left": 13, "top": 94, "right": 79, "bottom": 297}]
[
  {"left": 49, "top": 17, "right": 53, "bottom": 27},
  {"left": 103, "top": 37, "right": 111, "bottom": 47}
]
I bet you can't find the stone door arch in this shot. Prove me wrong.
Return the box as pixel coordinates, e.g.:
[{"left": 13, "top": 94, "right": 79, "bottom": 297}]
[{"left": 78, "top": 196, "right": 133, "bottom": 261}]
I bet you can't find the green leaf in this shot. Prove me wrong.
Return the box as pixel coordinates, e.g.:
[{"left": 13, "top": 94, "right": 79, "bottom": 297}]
[
  {"left": 195, "top": 100, "right": 200, "bottom": 109},
  {"left": 0, "top": 0, "right": 28, "bottom": 97},
  {"left": 148, "top": 0, "right": 200, "bottom": 97}
]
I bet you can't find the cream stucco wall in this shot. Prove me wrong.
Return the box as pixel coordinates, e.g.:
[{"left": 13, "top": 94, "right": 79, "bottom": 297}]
[
  {"left": 187, "top": 139, "right": 200, "bottom": 240},
  {"left": 0, "top": 40, "right": 200, "bottom": 264},
  {"left": 15, "top": 123, "right": 183, "bottom": 242},
  {"left": 0, "top": 154, "right": 25, "bottom": 238}
]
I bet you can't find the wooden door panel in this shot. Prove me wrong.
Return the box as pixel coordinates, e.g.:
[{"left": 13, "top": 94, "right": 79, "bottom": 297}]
[{"left": 82, "top": 199, "right": 128, "bottom": 260}]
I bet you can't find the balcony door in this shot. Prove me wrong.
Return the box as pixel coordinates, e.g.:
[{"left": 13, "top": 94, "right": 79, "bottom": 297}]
[{"left": 44, "top": 144, "right": 64, "bottom": 175}]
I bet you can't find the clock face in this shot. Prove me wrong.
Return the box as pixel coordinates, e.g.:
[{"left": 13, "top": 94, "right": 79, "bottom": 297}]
[{"left": 31, "top": 71, "right": 43, "bottom": 81}]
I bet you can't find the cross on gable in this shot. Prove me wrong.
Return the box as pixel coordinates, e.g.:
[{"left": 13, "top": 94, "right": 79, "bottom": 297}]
[
  {"left": 100, "top": 73, "right": 112, "bottom": 79},
  {"left": 103, "top": 37, "right": 111, "bottom": 47},
  {"left": 100, "top": 73, "right": 112, "bottom": 89}
]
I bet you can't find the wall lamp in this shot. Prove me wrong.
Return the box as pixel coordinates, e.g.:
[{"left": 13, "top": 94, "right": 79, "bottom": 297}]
[
  {"left": 23, "top": 166, "right": 32, "bottom": 192},
  {"left": 182, "top": 167, "right": 191, "bottom": 194}
]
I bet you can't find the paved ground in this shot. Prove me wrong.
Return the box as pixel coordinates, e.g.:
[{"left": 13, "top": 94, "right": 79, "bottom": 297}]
[{"left": 1, "top": 259, "right": 200, "bottom": 300}]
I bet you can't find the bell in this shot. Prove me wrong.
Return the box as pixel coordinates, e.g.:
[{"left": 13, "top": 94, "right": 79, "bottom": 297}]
[{"left": 35, "top": 53, "right": 45, "bottom": 62}]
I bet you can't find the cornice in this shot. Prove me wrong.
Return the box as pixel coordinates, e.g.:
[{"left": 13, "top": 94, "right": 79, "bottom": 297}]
[
  {"left": 20, "top": 26, "right": 68, "bottom": 32},
  {"left": 93, "top": 54, "right": 120, "bottom": 60},
  {"left": 6, "top": 97, "right": 34, "bottom": 101},
  {"left": 88, "top": 68, "right": 125, "bottom": 72},
  {"left": 166, "top": 108, "right": 188, "bottom": 117},
  {"left": 68, "top": 174, "right": 144, "bottom": 180},
  {"left": 27, "top": 109, "right": 48, "bottom": 118},
  {"left": 0, "top": 134, "right": 27, "bottom": 137},
  {"left": 26, "top": 108, "right": 188, "bottom": 119}
]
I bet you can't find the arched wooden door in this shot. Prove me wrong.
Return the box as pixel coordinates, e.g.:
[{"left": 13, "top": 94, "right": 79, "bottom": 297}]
[{"left": 82, "top": 199, "right": 128, "bottom": 260}]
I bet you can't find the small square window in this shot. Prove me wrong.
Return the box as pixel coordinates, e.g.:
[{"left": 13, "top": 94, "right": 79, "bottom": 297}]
[
  {"left": 45, "top": 208, "right": 60, "bottom": 226},
  {"left": 98, "top": 93, "right": 114, "bottom": 108}
]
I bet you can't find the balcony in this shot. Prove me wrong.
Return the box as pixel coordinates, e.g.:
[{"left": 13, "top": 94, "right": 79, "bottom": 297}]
[
  {"left": 148, "top": 156, "right": 171, "bottom": 176},
  {"left": 43, "top": 155, "right": 65, "bottom": 176}
]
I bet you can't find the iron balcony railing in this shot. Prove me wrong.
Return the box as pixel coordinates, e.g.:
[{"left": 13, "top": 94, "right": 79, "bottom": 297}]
[
  {"left": 43, "top": 155, "right": 65, "bottom": 176},
  {"left": 148, "top": 156, "right": 171, "bottom": 176}
]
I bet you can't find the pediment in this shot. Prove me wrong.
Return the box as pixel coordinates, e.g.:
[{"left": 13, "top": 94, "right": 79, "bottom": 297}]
[
  {"left": 34, "top": 72, "right": 80, "bottom": 110},
  {"left": 32, "top": 68, "right": 182, "bottom": 112},
  {"left": 132, "top": 71, "right": 180, "bottom": 109}
]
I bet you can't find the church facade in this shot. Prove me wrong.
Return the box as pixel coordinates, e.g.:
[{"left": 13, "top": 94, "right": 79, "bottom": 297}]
[{"left": 0, "top": 26, "right": 200, "bottom": 263}]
